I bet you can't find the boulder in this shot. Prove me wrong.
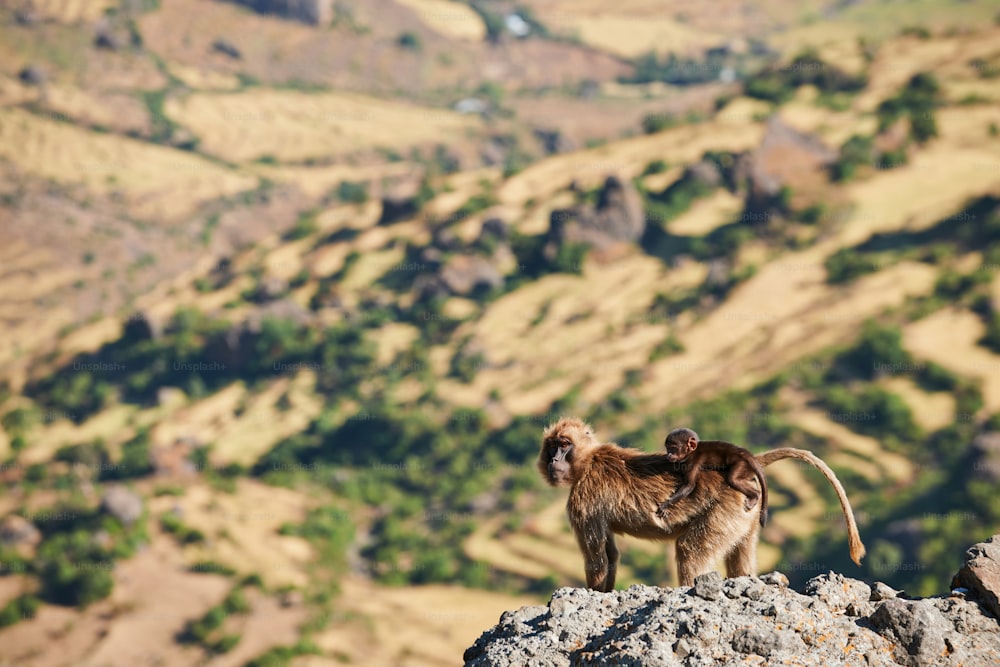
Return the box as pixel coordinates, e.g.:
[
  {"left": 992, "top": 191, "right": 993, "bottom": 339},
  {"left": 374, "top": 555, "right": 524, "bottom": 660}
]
[
  {"left": 869, "top": 599, "right": 949, "bottom": 666},
  {"left": 0, "top": 515, "right": 41, "bottom": 548},
  {"left": 952, "top": 535, "right": 1000, "bottom": 621},
  {"left": 742, "top": 116, "right": 837, "bottom": 211},
  {"left": 378, "top": 178, "right": 421, "bottom": 225},
  {"left": 122, "top": 311, "right": 162, "bottom": 342},
  {"left": 544, "top": 174, "right": 646, "bottom": 260},
  {"left": 439, "top": 255, "right": 503, "bottom": 296},
  {"left": 100, "top": 486, "right": 143, "bottom": 526},
  {"left": 212, "top": 38, "right": 242, "bottom": 59},
  {"left": 970, "top": 432, "right": 1000, "bottom": 483},
  {"left": 534, "top": 128, "right": 577, "bottom": 155},
  {"left": 18, "top": 65, "right": 45, "bottom": 86},
  {"left": 478, "top": 218, "right": 509, "bottom": 244}
]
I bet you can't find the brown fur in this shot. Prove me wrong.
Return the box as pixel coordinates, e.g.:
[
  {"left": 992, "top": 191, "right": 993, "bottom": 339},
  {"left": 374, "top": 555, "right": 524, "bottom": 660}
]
[
  {"left": 539, "top": 417, "right": 865, "bottom": 590},
  {"left": 658, "top": 428, "right": 770, "bottom": 527}
]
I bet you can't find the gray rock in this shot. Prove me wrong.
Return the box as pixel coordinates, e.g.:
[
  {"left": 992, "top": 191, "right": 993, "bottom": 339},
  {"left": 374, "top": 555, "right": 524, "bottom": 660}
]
[
  {"left": 94, "top": 25, "right": 126, "bottom": 50},
  {"left": 732, "top": 625, "right": 805, "bottom": 657},
  {"left": 951, "top": 534, "right": 1000, "bottom": 620},
  {"left": 212, "top": 38, "right": 242, "bottom": 59},
  {"left": 534, "top": 128, "right": 577, "bottom": 155},
  {"left": 478, "top": 218, "right": 509, "bottom": 243},
  {"left": 438, "top": 255, "right": 503, "bottom": 296},
  {"left": 760, "top": 571, "right": 789, "bottom": 587},
  {"left": 743, "top": 578, "right": 767, "bottom": 601},
  {"left": 804, "top": 571, "right": 872, "bottom": 613},
  {"left": 100, "top": 486, "right": 143, "bottom": 525},
  {"left": 692, "top": 571, "right": 724, "bottom": 600},
  {"left": 0, "top": 515, "right": 41, "bottom": 548},
  {"left": 544, "top": 175, "right": 646, "bottom": 260},
  {"left": 869, "top": 598, "right": 948, "bottom": 666},
  {"left": 465, "top": 537, "right": 1000, "bottom": 666},
  {"left": 872, "top": 581, "right": 900, "bottom": 601},
  {"left": 14, "top": 6, "right": 40, "bottom": 25},
  {"left": 970, "top": 433, "right": 1000, "bottom": 483},
  {"left": 464, "top": 580, "right": 900, "bottom": 666},
  {"left": 378, "top": 180, "right": 420, "bottom": 225},
  {"left": 18, "top": 65, "right": 45, "bottom": 86},
  {"left": 685, "top": 160, "right": 722, "bottom": 189}
]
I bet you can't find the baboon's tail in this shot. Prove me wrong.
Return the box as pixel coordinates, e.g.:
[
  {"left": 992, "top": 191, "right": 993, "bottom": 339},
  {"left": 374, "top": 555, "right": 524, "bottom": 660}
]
[
  {"left": 748, "top": 456, "right": 769, "bottom": 527},
  {"left": 757, "top": 447, "right": 866, "bottom": 566}
]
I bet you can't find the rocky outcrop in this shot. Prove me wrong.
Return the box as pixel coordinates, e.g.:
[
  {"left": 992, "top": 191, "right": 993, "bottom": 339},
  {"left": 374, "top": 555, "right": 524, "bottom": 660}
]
[
  {"left": 534, "top": 128, "right": 577, "bottom": 155},
  {"left": 739, "top": 116, "right": 837, "bottom": 213},
  {"left": 438, "top": 255, "right": 504, "bottom": 296},
  {"left": 0, "top": 515, "right": 41, "bottom": 549},
  {"left": 378, "top": 178, "right": 422, "bottom": 226},
  {"left": 17, "top": 65, "right": 45, "bottom": 86},
  {"left": 411, "top": 218, "right": 514, "bottom": 300},
  {"left": 122, "top": 311, "right": 162, "bottom": 342},
  {"left": 100, "top": 486, "right": 144, "bottom": 526},
  {"left": 970, "top": 432, "right": 1000, "bottom": 483},
  {"left": 464, "top": 535, "right": 1000, "bottom": 667},
  {"left": 545, "top": 175, "right": 646, "bottom": 259},
  {"left": 952, "top": 535, "right": 1000, "bottom": 621}
]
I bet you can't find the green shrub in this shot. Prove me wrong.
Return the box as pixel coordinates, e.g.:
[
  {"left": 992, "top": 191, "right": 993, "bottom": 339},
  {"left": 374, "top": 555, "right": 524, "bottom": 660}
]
[
  {"left": 104, "top": 428, "right": 153, "bottom": 480},
  {"left": 1, "top": 407, "right": 39, "bottom": 435},
  {"left": 745, "top": 50, "right": 866, "bottom": 104},
  {"left": 980, "top": 313, "right": 1000, "bottom": 354},
  {"left": 641, "top": 113, "right": 678, "bottom": 134},
  {"left": 453, "top": 189, "right": 498, "bottom": 219},
  {"left": 649, "top": 332, "right": 684, "bottom": 361},
  {"left": 623, "top": 51, "right": 730, "bottom": 86},
  {"left": 336, "top": 180, "right": 369, "bottom": 204},
  {"left": 819, "top": 385, "right": 921, "bottom": 446},
  {"left": 55, "top": 439, "right": 111, "bottom": 469},
  {"left": 245, "top": 640, "right": 321, "bottom": 667},
  {"left": 836, "top": 320, "right": 912, "bottom": 380},
  {"left": 396, "top": 31, "right": 421, "bottom": 51},
  {"left": 832, "top": 135, "right": 875, "bottom": 182},
  {"left": 0, "top": 594, "right": 40, "bottom": 627},
  {"left": 877, "top": 73, "right": 941, "bottom": 144},
  {"left": 189, "top": 560, "right": 237, "bottom": 576},
  {"left": 642, "top": 159, "right": 669, "bottom": 175},
  {"left": 36, "top": 537, "right": 114, "bottom": 607},
  {"left": 551, "top": 241, "right": 588, "bottom": 275},
  {"left": 915, "top": 362, "right": 959, "bottom": 392},
  {"left": 824, "top": 248, "right": 879, "bottom": 284},
  {"left": 212, "top": 633, "right": 242, "bottom": 653},
  {"left": 160, "top": 513, "right": 205, "bottom": 545},
  {"left": 284, "top": 211, "right": 319, "bottom": 241}
]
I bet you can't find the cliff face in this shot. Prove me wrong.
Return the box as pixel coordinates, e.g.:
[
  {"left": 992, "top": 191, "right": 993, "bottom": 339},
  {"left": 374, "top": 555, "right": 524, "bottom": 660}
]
[{"left": 463, "top": 536, "right": 1000, "bottom": 667}]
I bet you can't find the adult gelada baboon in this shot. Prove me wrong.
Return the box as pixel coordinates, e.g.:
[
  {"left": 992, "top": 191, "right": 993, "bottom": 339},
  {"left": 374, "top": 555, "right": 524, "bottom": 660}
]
[{"left": 538, "top": 417, "right": 865, "bottom": 590}]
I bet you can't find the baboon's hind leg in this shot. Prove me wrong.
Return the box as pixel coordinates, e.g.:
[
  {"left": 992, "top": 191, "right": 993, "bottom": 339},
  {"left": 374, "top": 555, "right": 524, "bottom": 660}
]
[{"left": 724, "top": 523, "right": 759, "bottom": 578}]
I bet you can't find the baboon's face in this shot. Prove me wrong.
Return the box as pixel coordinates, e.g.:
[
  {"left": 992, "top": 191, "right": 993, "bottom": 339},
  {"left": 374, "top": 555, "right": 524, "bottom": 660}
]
[
  {"left": 664, "top": 436, "right": 697, "bottom": 463},
  {"left": 539, "top": 418, "right": 595, "bottom": 486}
]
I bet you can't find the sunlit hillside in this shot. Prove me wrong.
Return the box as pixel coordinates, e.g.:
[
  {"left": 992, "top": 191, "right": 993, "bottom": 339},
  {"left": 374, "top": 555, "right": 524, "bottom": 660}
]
[{"left": 2, "top": 1, "right": 1000, "bottom": 665}]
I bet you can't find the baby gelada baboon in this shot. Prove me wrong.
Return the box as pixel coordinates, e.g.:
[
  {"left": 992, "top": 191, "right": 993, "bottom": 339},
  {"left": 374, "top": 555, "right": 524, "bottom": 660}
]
[{"left": 658, "top": 427, "right": 769, "bottom": 526}]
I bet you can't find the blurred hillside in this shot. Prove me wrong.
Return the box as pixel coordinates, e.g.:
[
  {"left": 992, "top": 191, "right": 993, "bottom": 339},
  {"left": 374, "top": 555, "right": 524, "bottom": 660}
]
[{"left": 2, "top": 1, "right": 1000, "bottom": 665}]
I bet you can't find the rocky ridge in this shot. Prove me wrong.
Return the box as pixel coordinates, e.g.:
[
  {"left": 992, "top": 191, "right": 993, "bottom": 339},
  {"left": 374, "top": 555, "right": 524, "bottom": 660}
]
[{"left": 463, "top": 535, "right": 1000, "bottom": 666}]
